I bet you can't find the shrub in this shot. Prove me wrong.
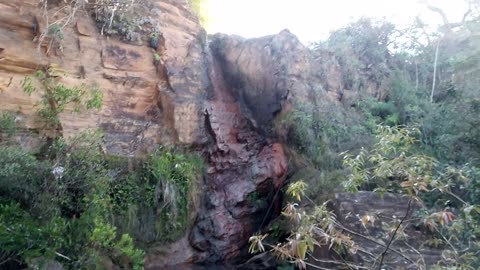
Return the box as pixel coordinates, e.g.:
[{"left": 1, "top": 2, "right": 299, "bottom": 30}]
[
  {"left": 36, "top": 0, "right": 137, "bottom": 51},
  {"left": 0, "top": 112, "right": 16, "bottom": 137},
  {"left": 251, "top": 125, "right": 480, "bottom": 269},
  {"left": 89, "top": 219, "right": 144, "bottom": 270},
  {"left": 101, "top": 147, "right": 203, "bottom": 245},
  {"left": 0, "top": 130, "right": 146, "bottom": 269},
  {"left": 358, "top": 98, "right": 401, "bottom": 128},
  {"left": 343, "top": 125, "right": 480, "bottom": 268},
  {"left": 0, "top": 147, "right": 51, "bottom": 210},
  {"left": 146, "top": 147, "right": 203, "bottom": 242},
  {"left": 0, "top": 203, "right": 67, "bottom": 266},
  {"left": 248, "top": 181, "right": 357, "bottom": 269}
]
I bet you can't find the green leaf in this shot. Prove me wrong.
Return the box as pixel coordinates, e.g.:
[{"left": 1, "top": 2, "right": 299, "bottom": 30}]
[{"left": 296, "top": 241, "right": 307, "bottom": 260}]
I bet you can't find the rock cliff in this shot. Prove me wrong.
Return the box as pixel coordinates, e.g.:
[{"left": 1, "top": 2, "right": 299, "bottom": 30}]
[
  {"left": 0, "top": 0, "right": 409, "bottom": 268},
  {"left": 0, "top": 0, "right": 289, "bottom": 267}
]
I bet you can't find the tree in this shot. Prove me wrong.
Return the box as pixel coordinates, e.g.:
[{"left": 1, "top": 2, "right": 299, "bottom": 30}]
[{"left": 250, "top": 126, "right": 480, "bottom": 269}]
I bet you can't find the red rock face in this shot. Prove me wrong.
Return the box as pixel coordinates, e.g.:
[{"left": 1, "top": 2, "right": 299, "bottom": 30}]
[
  {"left": 187, "top": 51, "right": 288, "bottom": 264},
  {"left": 145, "top": 47, "right": 288, "bottom": 269}
]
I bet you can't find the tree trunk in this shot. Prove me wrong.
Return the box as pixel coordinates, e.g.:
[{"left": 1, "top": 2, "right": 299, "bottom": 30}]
[
  {"left": 431, "top": 39, "right": 441, "bottom": 103},
  {"left": 415, "top": 59, "right": 419, "bottom": 91}
]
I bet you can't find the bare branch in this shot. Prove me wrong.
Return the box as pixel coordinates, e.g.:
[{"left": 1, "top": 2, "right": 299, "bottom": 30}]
[
  {"left": 308, "top": 252, "right": 370, "bottom": 269},
  {"left": 430, "top": 38, "right": 441, "bottom": 103},
  {"left": 426, "top": 2, "right": 472, "bottom": 32},
  {"left": 377, "top": 199, "right": 413, "bottom": 270},
  {"left": 334, "top": 221, "right": 418, "bottom": 266},
  {"left": 427, "top": 4, "right": 450, "bottom": 27}
]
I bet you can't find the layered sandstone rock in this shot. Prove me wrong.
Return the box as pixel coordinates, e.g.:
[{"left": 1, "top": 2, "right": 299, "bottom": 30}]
[{"left": 0, "top": 0, "right": 207, "bottom": 155}]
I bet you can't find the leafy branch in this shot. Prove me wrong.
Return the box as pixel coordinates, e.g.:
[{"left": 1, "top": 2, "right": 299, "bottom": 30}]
[{"left": 21, "top": 69, "right": 103, "bottom": 134}]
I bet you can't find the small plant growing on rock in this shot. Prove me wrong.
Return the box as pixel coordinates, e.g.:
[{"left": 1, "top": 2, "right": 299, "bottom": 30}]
[
  {"left": 149, "top": 31, "right": 161, "bottom": 50},
  {"left": 45, "top": 23, "right": 65, "bottom": 54},
  {"left": 35, "top": 0, "right": 137, "bottom": 52},
  {"left": 153, "top": 52, "right": 160, "bottom": 65},
  {"left": 21, "top": 69, "right": 103, "bottom": 133}
]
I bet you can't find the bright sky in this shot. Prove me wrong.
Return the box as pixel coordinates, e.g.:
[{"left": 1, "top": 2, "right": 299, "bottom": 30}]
[{"left": 203, "top": 0, "right": 470, "bottom": 44}]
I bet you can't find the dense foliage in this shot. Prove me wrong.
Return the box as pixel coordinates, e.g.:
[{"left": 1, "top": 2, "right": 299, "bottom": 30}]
[
  {"left": 256, "top": 8, "right": 480, "bottom": 270},
  {"left": 282, "top": 14, "right": 480, "bottom": 193},
  {"left": 251, "top": 126, "right": 480, "bottom": 269},
  {"left": 0, "top": 130, "right": 203, "bottom": 269}
]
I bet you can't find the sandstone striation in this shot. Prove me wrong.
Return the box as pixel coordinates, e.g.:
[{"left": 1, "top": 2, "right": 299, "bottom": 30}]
[{"left": 0, "top": 0, "right": 208, "bottom": 156}]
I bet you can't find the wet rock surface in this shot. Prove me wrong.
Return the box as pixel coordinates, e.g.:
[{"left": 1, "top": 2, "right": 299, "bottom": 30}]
[
  {"left": 209, "top": 30, "right": 314, "bottom": 129},
  {"left": 146, "top": 51, "right": 288, "bottom": 268}
]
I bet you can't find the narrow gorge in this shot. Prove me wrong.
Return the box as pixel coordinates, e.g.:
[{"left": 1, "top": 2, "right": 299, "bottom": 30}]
[{"left": 1, "top": 0, "right": 479, "bottom": 269}]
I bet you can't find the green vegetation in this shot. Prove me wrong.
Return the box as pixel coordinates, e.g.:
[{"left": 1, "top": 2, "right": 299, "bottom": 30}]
[
  {"left": 1, "top": 1, "right": 479, "bottom": 269},
  {"left": 0, "top": 112, "right": 16, "bottom": 137},
  {"left": 147, "top": 148, "right": 203, "bottom": 241},
  {"left": 153, "top": 52, "right": 161, "bottom": 65},
  {"left": 278, "top": 103, "right": 371, "bottom": 199},
  {"left": 253, "top": 8, "right": 480, "bottom": 270},
  {"left": 91, "top": 0, "right": 163, "bottom": 44},
  {"left": 249, "top": 180, "right": 357, "bottom": 269},
  {"left": 251, "top": 126, "right": 480, "bottom": 269},
  {"left": 189, "top": 0, "right": 208, "bottom": 26},
  {"left": 95, "top": 11, "right": 142, "bottom": 43},
  {"left": 279, "top": 14, "right": 480, "bottom": 194},
  {"left": 108, "top": 147, "right": 202, "bottom": 243},
  {"left": 46, "top": 23, "right": 65, "bottom": 53},
  {"left": 0, "top": 131, "right": 144, "bottom": 269},
  {"left": 149, "top": 31, "right": 161, "bottom": 50},
  {"left": 34, "top": 0, "right": 140, "bottom": 51},
  {"left": 21, "top": 69, "right": 103, "bottom": 130},
  {"left": 0, "top": 130, "right": 203, "bottom": 269},
  {"left": 343, "top": 126, "right": 480, "bottom": 269}
]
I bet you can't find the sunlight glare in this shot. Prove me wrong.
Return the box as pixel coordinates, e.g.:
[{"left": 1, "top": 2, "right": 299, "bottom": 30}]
[{"left": 203, "top": 0, "right": 470, "bottom": 44}]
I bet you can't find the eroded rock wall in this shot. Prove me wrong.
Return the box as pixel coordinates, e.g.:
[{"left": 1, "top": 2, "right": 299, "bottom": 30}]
[
  {"left": 209, "top": 30, "right": 315, "bottom": 129},
  {"left": 0, "top": 0, "right": 208, "bottom": 155}
]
